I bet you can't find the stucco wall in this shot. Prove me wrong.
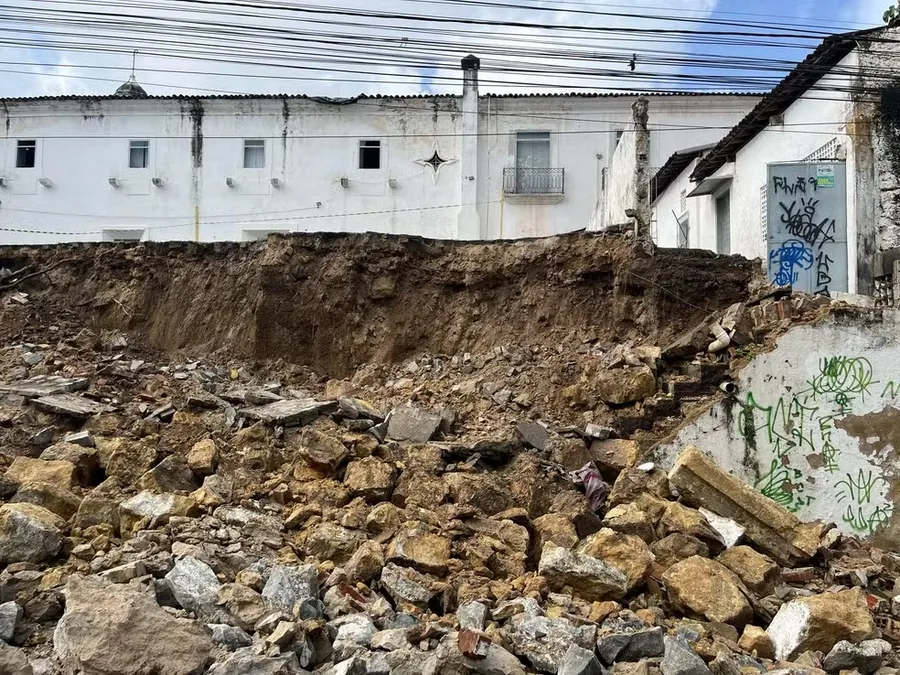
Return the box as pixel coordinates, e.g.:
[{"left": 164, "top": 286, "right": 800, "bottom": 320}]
[
  {"left": 0, "top": 90, "right": 758, "bottom": 244},
  {"left": 655, "top": 52, "right": 861, "bottom": 283},
  {"left": 0, "top": 96, "right": 467, "bottom": 244},
  {"left": 602, "top": 125, "right": 637, "bottom": 228},
  {"left": 655, "top": 309, "right": 900, "bottom": 544}
]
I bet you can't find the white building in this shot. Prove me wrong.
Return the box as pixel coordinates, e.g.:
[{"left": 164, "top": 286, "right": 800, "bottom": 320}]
[
  {"left": 0, "top": 57, "right": 759, "bottom": 244},
  {"left": 652, "top": 25, "right": 900, "bottom": 296}
]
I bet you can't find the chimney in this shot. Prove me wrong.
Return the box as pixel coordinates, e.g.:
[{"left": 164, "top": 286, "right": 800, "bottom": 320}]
[{"left": 461, "top": 54, "right": 480, "bottom": 98}]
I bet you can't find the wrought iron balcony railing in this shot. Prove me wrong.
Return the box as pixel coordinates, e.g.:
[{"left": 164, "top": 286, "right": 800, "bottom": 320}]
[{"left": 503, "top": 167, "right": 565, "bottom": 195}]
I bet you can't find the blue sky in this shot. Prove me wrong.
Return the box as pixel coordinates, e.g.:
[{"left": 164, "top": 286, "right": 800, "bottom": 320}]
[{"left": 0, "top": 0, "right": 891, "bottom": 98}]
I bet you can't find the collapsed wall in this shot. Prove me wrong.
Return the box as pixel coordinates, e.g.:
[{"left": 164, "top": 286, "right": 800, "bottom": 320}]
[
  {"left": 0, "top": 232, "right": 755, "bottom": 377},
  {"left": 655, "top": 307, "right": 900, "bottom": 546}
]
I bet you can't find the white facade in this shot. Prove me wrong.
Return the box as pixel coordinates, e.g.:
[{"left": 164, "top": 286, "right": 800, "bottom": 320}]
[
  {"left": 0, "top": 59, "right": 759, "bottom": 245},
  {"left": 651, "top": 27, "right": 900, "bottom": 296}
]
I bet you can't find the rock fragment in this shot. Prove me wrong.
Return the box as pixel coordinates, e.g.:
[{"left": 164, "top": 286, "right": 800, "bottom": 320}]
[
  {"left": 0, "top": 503, "right": 64, "bottom": 565},
  {"left": 766, "top": 588, "right": 876, "bottom": 661},
  {"left": 53, "top": 577, "right": 213, "bottom": 675},
  {"left": 662, "top": 556, "right": 752, "bottom": 627},
  {"left": 539, "top": 544, "right": 628, "bottom": 602}
]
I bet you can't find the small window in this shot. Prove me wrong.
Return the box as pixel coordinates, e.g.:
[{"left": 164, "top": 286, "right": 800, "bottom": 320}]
[
  {"left": 243, "top": 139, "right": 265, "bottom": 169},
  {"left": 359, "top": 140, "right": 381, "bottom": 169},
  {"left": 16, "top": 140, "right": 36, "bottom": 168},
  {"left": 614, "top": 130, "right": 624, "bottom": 148},
  {"left": 129, "top": 140, "right": 149, "bottom": 169}
]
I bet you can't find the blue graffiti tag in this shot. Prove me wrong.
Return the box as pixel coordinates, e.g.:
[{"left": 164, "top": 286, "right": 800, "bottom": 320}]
[{"left": 769, "top": 239, "right": 814, "bottom": 286}]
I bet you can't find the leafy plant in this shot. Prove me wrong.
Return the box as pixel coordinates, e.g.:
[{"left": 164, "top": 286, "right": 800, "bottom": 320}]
[{"left": 885, "top": 2, "right": 900, "bottom": 24}]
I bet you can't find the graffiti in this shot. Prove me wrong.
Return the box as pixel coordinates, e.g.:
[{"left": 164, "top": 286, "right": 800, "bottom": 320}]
[
  {"left": 772, "top": 175, "right": 818, "bottom": 195},
  {"left": 815, "top": 251, "right": 833, "bottom": 297},
  {"left": 736, "top": 354, "right": 892, "bottom": 535},
  {"left": 754, "top": 459, "right": 814, "bottom": 512},
  {"left": 807, "top": 356, "right": 874, "bottom": 412},
  {"left": 882, "top": 381, "right": 900, "bottom": 400},
  {"left": 817, "top": 414, "right": 840, "bottom": 473},
  {"left": 778, "top": 198, "right": 837, "bottom": 250},
  {"left": 836, "top": 469, "right": 893, "bottom": 533},
  {"left": 842, "top": 505, "right": 893, "bottom": 534},
  {"left": 768, "top": 240, "right": 814, "bottom": 286}
]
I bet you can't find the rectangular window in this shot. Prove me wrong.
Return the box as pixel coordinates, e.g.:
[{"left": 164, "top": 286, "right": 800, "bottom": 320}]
[
  {"left": 516, "top": 132, "right": 551, "bottom": 170},
  {"left": 243, "top": 139, "right": 265, "bottom": 169},
  {"left": 129, "top": 140, "right": 149, "bottom": 169},
  {"left": 358, "top": 140, "right": 381, "bottom": 169},
  {"left": 716, "top": 191, "right": 731, "bottom": 255},
  {"left": 16, "top": 140, "right": 36, "bottom": 168}
]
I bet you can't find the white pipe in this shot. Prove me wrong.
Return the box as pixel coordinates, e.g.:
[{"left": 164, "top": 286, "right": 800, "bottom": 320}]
[{"left": 708, "top": 322, "right": 731, "bottom": 353}]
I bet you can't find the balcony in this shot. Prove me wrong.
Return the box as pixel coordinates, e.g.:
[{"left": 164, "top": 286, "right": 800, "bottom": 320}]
[{"left": 503, "top": 167, "right": 565, "bottom": 197}]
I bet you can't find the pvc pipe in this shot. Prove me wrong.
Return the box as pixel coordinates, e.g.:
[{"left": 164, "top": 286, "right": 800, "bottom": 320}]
[{"left": 708, "top": 322, "right": 731, "bottom": 353}]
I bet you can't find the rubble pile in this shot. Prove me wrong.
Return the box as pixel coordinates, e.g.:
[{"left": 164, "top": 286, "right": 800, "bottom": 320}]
[
  {"left": 0, "top": 307, "right": 895, "bottom": 675},
  {"left": 0, "top": 235, "right": 891, "bottom": 674}
]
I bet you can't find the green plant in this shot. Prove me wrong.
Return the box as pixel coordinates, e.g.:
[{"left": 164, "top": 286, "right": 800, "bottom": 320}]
[{"left": 885, "top": 2, "right": 900, "bottom": 24}]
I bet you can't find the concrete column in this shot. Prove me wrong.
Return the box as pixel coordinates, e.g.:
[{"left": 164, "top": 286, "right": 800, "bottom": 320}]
[
  {"left": 632, "top": 97, "right": 652, "bottom": 243},
  {"left": 458, "top": 55, "right": 481, "bottom": 240}
]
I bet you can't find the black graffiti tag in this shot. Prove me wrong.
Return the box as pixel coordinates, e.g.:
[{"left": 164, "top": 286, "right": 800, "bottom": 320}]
[
  {"left": 773, "top": 175, "right": 818, "bottom": 195},
  {"left": 815, "top": 251, "right": 834, "bottom": 297},
  {"left": 779, "top": 198, "right": 836, "bottom": 250}
]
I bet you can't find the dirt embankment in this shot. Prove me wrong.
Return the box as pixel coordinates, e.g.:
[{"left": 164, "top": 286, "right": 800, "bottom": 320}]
[{"left": 0, "top": 233, "right": 756, "bottom": 377}]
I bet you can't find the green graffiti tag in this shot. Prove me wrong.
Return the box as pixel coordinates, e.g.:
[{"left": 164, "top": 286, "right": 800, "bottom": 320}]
[{"left": 736, "top": 354, "right": 892, "bottom": 534}]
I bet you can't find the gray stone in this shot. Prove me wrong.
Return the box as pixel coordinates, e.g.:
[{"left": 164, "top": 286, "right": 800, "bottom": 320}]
[
  {"left": 208, "top": 623, "right": 253, "bottom": 651},
  {"left": 364, "top": 651, "right": 392, "bottom": 675},
  {"left": 323, "top": 657, "right": 367, "bottom": 675},
  {"left": 0, "top": 601, "right": 22, "bottom": 643},
  {"left": 331, "top": 614, "right": 377, "bottom": 661},
  {"left": 31, "top": 394, "right": 113, "bottom": 419},
  {"left": 30, "top": 427, "right": 56, "bottom": 449},
  {"left": 0, "top": 503, "right": 64, "bottom": 565},
  {"left": 165, "top": 556, "right": 220, "bottom": 617},
  {"left": 380, "top": 563, "right": 438, "bottom": 606},
  {"left": 504, "top": 613, "right": 597, "bottom": 674},
  {"left": 823, "top": 639, "right": 892, "bottom": 674},
  {"left": 387, "top": 406, "right": 442, "bottom": 442},
  {"left": 661, "top": 636, "right": 711, "bottom": 675},
  {"left": 432, "top": 633, "right": 526, "bottom": 675},
  {"left": 0, "top": 375, "right": 89, "bottom": 398},
  {"left": 516, "top": 421, "right": 551, "bottom": 451},
  {"left": 457, "top": 600, "right": 488, "bottom": 631},
  {"left": 62, "top": 431, "right": 95, "bottom": 448},
  {"left": 559, "top": 644, "right": 605, "bottom": 675},
  {"left": 339, "top": 398, "right": 385, "bottom": 422},
  {"left": 237, "top": 398, "right": 337, "bottom": 426},
  {"left": 538, "top": 544, "right": 628, "bottom": 602},
  {"left": 0, "top": 646, "right": 32, "bottom": 675},
  {"left": 262, "top": 564, "right": 318, "bottom": 616},
  {"left": 596, "top": 616, "right": 665, "bottom": 664},
  {"left": 206, "top": 647, "right": 302, "bottom": 675},
  {"left": 370, "top": 628, "right": 410, "bottom": 651}
]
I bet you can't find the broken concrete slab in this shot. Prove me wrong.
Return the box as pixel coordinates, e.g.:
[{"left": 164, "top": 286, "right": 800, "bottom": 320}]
[
  {"left": 668, "top": 446, "right": 823, "bottom": 566},
  {"left": 30, "top": 394, "right": 113, "bottom": 419},
  {"left": 237, "top": 399, "right": 337, "bottom": 427},
  {"left": 0, "top": 376, "right": 90, "bottom": 399}
]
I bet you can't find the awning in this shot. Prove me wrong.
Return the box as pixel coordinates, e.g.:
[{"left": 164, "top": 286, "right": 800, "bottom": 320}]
[{"left": 687, "top": 175, "right": 732, "bottom": 198}]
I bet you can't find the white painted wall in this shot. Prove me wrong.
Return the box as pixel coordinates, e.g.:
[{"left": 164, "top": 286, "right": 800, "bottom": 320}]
[
  {"left": 654, "top": 53, "right": 859, "bottom": 277},
  {"left": 654, "top": 311, "right": 900, "bottom": 541},
  {"left": 0, "top": 85, "right": 759, "bottom": 244},
  {"left": 602, "top": 126, "right": 637, "bottom": 228}
]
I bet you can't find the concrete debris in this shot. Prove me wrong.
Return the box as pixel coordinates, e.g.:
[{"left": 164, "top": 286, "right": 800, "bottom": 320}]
[
  {"left": 0, "top": 264, "right": 890, "bottom": 675},
  {"left": 31, "top": 393, "right": 114, "bottom": 418},
  {"left": 766, "top": 588, "right": 876, "bottom": 660},
  {"left": 386, "top": 405, "right": 444, "bottom": 442},
  {"left": 668, "top": 446, "right": 823, "bottom": 566},
  {"left": 0, "top": 375, "right": 89, "bottom": 398},
  {"left": 237, "top": 398, "right": 337, "bottom": 426}
]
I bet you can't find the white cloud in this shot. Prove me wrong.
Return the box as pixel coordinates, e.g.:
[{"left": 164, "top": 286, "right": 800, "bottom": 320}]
[{"left": 0, "top": 0, "right": 722, "bottom": 98}]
